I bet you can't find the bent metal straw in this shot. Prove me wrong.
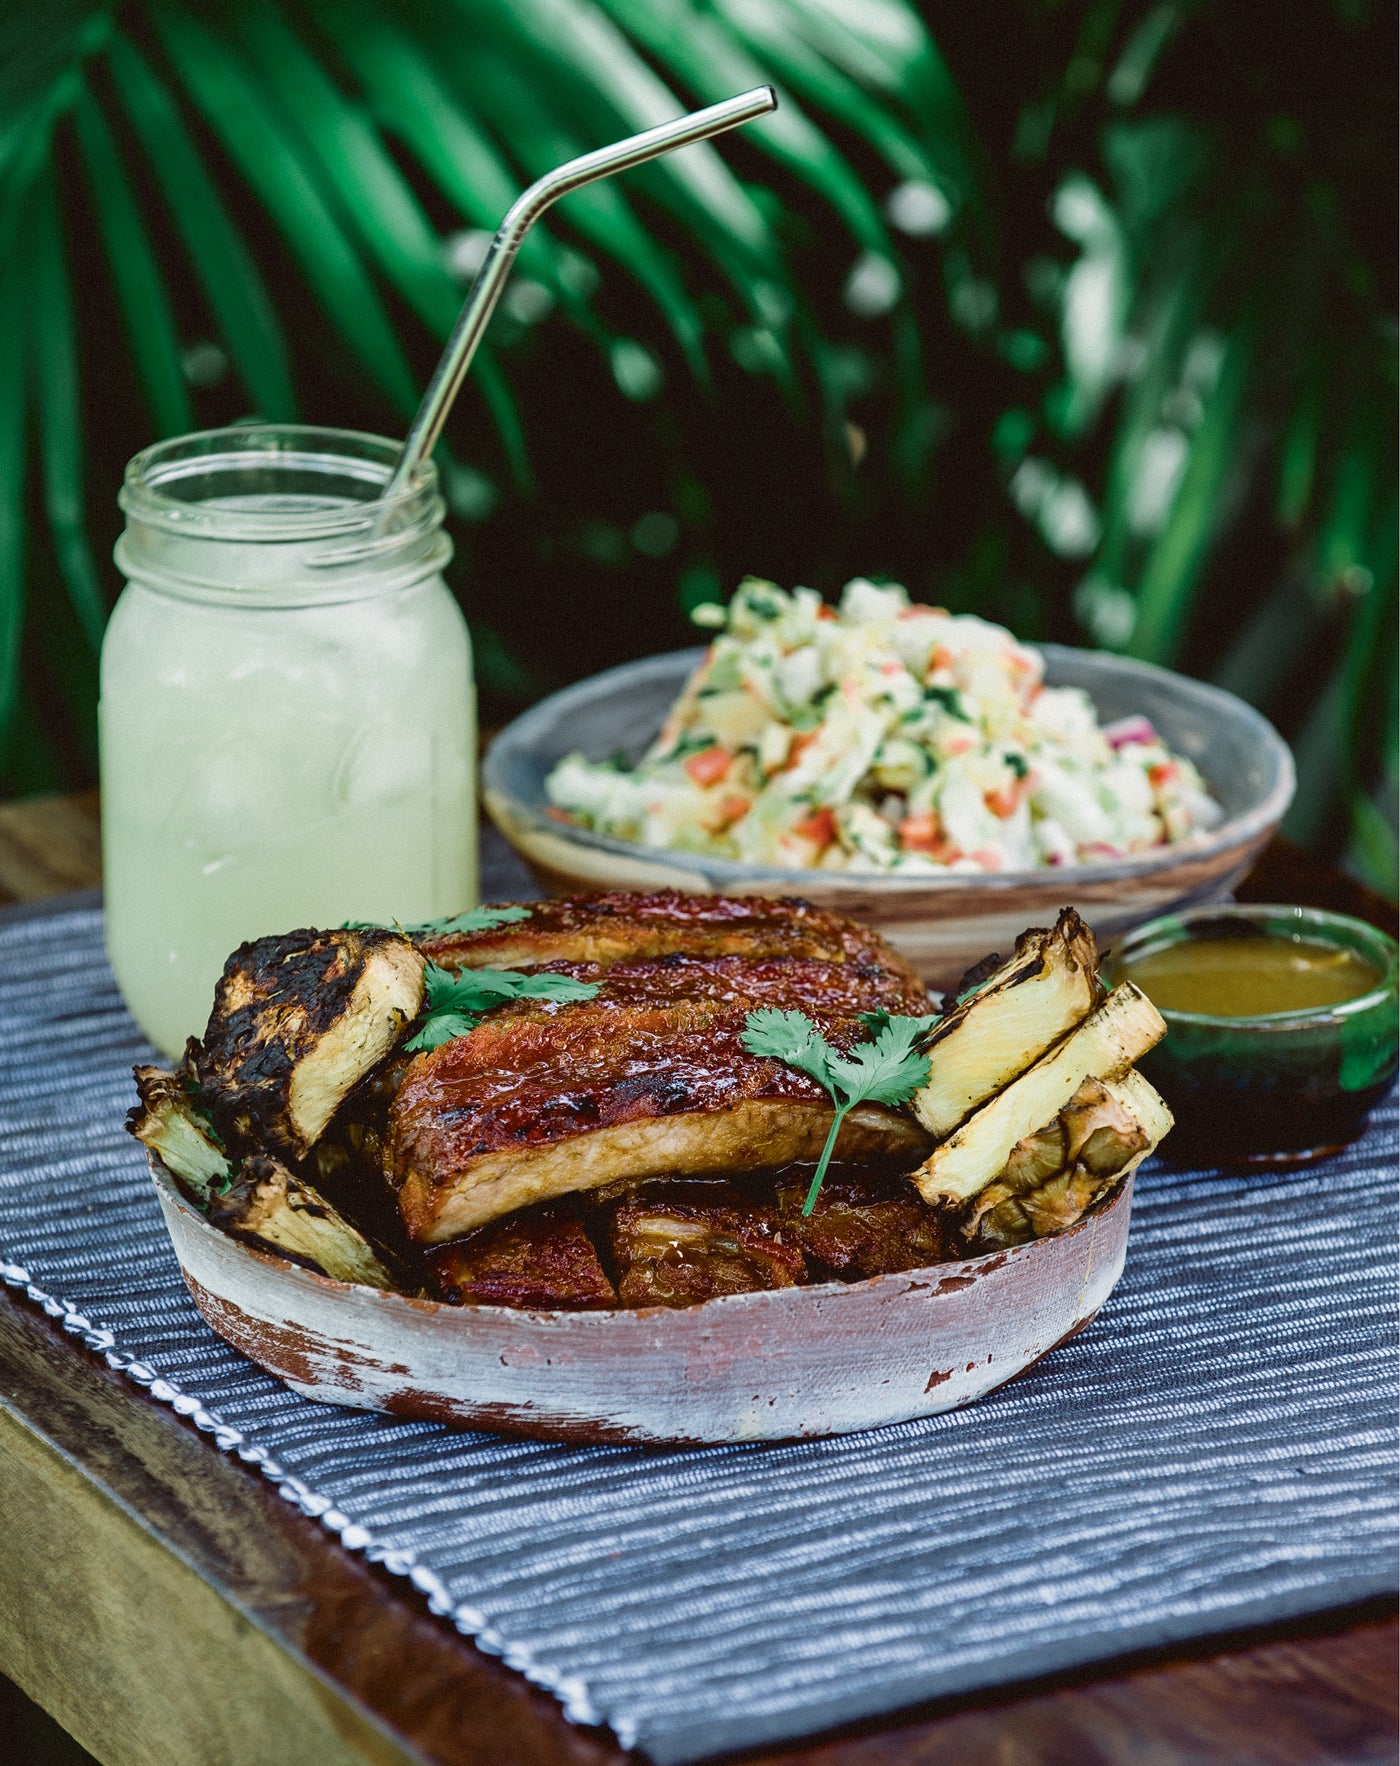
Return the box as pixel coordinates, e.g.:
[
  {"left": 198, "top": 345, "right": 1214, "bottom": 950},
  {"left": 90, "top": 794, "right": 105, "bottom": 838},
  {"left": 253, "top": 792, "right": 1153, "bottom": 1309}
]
[{"left": 384, "top": 86, "right": 778, "bottom": 503}]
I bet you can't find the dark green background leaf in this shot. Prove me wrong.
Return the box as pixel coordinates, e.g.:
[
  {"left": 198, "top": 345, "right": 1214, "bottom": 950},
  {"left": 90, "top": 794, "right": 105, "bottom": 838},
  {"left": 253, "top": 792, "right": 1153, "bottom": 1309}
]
[{"left": 0, "top": 0, "right": 1392, "bottom": 897}]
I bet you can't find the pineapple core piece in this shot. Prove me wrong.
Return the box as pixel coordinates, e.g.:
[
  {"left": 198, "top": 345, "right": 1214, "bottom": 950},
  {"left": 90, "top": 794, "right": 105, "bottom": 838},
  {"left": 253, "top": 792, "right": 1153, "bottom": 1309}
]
[
  {"left": 208, "top": 1154, "right": 395, "bottom": 1289},
  {"left": 910, "top": 982, "right": 1166, "bottom": 1206},
  {"left": 127, "top": 1065, "right": 231, "bottom": 1207}
]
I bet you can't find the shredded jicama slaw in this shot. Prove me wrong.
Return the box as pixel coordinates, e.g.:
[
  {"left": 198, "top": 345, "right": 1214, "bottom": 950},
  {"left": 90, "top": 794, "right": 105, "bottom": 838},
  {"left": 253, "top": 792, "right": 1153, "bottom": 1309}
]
[{"left": 545, "top": 577, "right": 1222, "bottom": 874}]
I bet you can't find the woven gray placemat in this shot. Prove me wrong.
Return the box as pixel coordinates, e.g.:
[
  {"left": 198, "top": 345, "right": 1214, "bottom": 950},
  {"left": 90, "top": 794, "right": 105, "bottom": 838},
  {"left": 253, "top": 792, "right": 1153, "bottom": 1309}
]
[{"left": 0, "top": 895, "right": 1395, "bottom": 1764}]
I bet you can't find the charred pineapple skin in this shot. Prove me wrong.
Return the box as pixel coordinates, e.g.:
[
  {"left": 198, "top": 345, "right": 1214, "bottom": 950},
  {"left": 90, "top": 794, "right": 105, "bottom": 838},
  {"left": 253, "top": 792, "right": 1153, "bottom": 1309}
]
[
  {"left": 961, "top": 1069, "right": 1173, "bottom": 1251},
  {"left": 193, "top": 927, "right": 424, "bottom": 1162},
  {"left": 911, "top": 981, "right": 1166, "bottom": 1207}
]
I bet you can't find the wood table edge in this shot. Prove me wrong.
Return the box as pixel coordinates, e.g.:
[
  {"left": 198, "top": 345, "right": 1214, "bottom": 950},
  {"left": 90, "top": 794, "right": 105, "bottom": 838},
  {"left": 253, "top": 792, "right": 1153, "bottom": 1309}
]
[
  {"left": 0, "top": 797, "right": 1395, "bottom": 1764},
  {"left": 0, "top": 1286, "right": 633, "bottom": 1766},
  {"left": 3, "top": 1276, "right": 1394, "bottom": 1766}
]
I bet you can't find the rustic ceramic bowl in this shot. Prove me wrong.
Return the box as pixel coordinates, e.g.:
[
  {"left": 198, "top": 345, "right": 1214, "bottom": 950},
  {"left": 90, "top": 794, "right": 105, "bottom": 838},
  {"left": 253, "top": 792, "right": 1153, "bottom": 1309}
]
[
  {"left": 483, "top": 645, "right": 1294, "bottom": 989},
  {"left": 149, "top": 1153, "right": 1137, "bottom": 1445}
]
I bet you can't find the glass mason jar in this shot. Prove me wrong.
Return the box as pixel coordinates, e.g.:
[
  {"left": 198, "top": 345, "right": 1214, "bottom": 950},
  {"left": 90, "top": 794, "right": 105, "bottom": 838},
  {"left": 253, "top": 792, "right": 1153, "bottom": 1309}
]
[{"left": 102, "top": 425, "right": 476, "bottom": 1059}]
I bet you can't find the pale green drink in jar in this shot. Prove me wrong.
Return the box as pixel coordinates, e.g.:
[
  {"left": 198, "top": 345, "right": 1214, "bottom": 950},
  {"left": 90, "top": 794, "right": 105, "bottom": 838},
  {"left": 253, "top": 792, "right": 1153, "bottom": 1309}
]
[{"left": 102, "top": 426, "right": 476, "bottom": 1059}]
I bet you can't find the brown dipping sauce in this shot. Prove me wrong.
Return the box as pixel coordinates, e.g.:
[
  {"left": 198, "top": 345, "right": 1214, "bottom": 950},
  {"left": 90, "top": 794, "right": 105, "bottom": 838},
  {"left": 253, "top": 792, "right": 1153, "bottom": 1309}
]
[
  {"left": 1120, "top": 932, "right": 1381, "bottom": 1018},
  {"left": 1112, "top": 910, "right": 1397, "bottom": 1164}
]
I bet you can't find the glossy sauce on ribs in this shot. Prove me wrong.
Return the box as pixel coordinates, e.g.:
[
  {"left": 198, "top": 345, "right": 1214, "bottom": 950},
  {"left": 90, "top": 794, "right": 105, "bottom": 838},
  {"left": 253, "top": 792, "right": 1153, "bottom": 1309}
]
[
  {"left": 602, "top": 1178, "right": 807, "bottom": 1309},
  {"left": 776, "top": 1171, "right": 948, "bottom": 1280},
  {"left": 392, "top": 893, "right": 933, "bottom": 1244},
  {"left": 423, "top": 1162, "right": 953, "bottom": 1310},
  {"left": 420, "top": 889, "right": 910, "bottom": 973}
]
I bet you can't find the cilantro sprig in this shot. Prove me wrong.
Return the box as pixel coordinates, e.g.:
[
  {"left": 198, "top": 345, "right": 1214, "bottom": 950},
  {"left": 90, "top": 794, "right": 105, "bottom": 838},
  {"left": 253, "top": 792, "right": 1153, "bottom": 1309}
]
[
  {"left": 405, "top": 961, "right": 599, "bottom": 1053},
  {"left": 741, "top": 1007, "right": 940, "bottom": 1214},
  {"left": 341, "top": 904, "right": 594, "bottom": 1055}
]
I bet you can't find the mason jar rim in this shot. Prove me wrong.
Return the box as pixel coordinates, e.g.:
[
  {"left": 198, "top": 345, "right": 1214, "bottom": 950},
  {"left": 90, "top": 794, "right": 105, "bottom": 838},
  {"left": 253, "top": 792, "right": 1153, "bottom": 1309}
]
[{"left": 119, "top": 423, "right": 439, "bottom": 543}]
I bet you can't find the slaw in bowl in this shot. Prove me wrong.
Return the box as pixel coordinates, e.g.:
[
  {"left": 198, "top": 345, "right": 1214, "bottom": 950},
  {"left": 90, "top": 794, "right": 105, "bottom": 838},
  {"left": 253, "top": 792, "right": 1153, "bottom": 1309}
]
[{"left": 545, "top": 579, "right": 1223, "bottom": 877}]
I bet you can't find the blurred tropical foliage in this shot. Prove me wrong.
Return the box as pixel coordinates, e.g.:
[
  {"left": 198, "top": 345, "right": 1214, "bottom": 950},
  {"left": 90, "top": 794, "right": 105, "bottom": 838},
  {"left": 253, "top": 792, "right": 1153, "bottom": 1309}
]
[{"left": 1, "top": 0, "right": 1395, "bottom": 891}]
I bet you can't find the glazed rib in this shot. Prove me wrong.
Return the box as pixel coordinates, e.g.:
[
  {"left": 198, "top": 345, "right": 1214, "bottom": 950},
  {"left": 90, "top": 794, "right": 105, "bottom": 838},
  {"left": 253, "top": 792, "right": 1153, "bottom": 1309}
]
[
  {"left": 775, "top": 1170, "right": 949, "bottom": 1280},
  {"left": 390, "top": 999, "right": 929, "bottom": 1242},
  {"left": 428, "top": 1205, "right": 616, "bottom": 1310},
  {"left": 463, "top": 952, "right": 931, "bottom": 1021},
  {"left": 391, "top": 895, "right": 933, "bottom": 1244},
  {"left": 420, "top": 889, "right": 922, "bottom": 982},
  {"left": 602, "top": 1178, "right": 807, "bottom": 1308}
]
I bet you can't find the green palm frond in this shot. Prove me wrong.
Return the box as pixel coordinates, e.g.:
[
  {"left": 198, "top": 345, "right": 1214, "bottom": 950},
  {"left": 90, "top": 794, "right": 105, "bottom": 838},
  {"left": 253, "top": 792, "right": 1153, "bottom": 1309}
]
[
  {"left": 322, "top": 11, "right": 592, "bottom": 316},
  {"left": 106, "top": 34, "right": 296, "bottom": 419},
  {"left": 1125, "top": 317, "right": 1255, "bottom": 669},
  {"left": 589, "top": 0, "right": 895, "bottom": 257},
  {"left": 73, "top": 83, "right": 192, "bottom": 437},
  {"left": 29, "top": 159, "right": 106, "bottom": 656},
  {"left": 1, "top": 0, "right": 963, "bottom": 785},
  {"left": 431, "top": 38, "right": 713, "bottom": 378},
  {"left": 153, "top": 6, "right": 421, "bottom": 412},
  {"left": 0, "top": 250, "right": 26, "bottom": 758},
  {"left": 462, "top": 0, "right": 779, "bottom": 262},
  {"left": 0, "top": 0, "right": 1392, "bottom": 896},
  {"left": 994, "top": 6, "right": 1395, "bottom": 890}
]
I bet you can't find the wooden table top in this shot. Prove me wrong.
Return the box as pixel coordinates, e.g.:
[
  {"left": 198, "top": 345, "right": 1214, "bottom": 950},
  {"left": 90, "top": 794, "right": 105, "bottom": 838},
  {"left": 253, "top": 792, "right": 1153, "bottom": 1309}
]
[{"left": 0, "top": 792, "right": 1394, "bottom": 1766}]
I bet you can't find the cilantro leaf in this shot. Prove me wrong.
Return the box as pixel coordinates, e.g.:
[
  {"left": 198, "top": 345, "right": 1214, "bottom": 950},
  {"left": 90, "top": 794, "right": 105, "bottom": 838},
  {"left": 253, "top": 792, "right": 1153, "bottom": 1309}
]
[
  {"left": 410, "top": 904, "right": 532, "bottom": 937},
  {"left": 405, "top": 961, "right": 601, "bottom": 1054},
  {"left": 742, "top": 1007, "right": 939, "bottom": 1214},
  {"left": 422, "top": 961, "right": 598, "bottom": 1017},
  {"left": 740, "top": 1008, "right": 836, "bottom": 1090},
  {"left": 404, "top": 1012, "right": 478, "bottom": 1053},
  {"left": 823, "top": 1016, "right": 940, "bottom": 1114}
]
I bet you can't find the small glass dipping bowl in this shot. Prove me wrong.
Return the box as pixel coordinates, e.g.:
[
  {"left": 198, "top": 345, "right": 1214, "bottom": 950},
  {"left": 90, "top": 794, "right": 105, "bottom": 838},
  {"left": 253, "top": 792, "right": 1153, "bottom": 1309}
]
[{"left": 1107, "top": 904, "right": 1398, "bottom": 1165}]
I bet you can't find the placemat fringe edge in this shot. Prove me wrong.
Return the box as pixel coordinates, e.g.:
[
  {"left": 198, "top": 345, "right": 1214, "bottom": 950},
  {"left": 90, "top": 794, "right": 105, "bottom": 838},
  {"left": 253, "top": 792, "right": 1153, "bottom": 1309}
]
[{"left": 0, "top": 1252, "right": 619, "bottom": 1742}]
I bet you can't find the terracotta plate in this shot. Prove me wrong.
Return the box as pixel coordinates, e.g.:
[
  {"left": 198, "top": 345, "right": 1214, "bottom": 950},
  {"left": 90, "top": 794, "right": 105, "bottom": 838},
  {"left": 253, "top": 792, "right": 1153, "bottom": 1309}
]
[{"left": 149, "top": 1155, "right": 1136, "bottom": 1446}]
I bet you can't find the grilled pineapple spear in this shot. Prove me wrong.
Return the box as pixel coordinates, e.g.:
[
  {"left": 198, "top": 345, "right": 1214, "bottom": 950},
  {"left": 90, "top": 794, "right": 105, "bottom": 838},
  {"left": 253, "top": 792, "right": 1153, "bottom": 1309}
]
[
  {"left": 915, "top": 909, "right": 1102, "bottom": 1141},
  {"left": 193, "top": 926, "right": 424, "bottom": 1161},
  {"left": 128, "top": 1065, "right": 232, "bottom": 1206},
  {"left": 208, "top": 1154, "right": 395, "bottom": 1289},
  {"left": 911, "top": 981, "right": 1167, "bottom": 1209},
  {"left": 129, "top": 1061, "right": 400, "bottom": 1289},
  {"left": 961, "top": 1069, "right": 1173, "bottom": 1251},
  {"left": 129, "top": 1065, "right": 397, "bottom": 1287},
  {"left": 908, "top": 908, "right": 1173, "bottom": 1249}
]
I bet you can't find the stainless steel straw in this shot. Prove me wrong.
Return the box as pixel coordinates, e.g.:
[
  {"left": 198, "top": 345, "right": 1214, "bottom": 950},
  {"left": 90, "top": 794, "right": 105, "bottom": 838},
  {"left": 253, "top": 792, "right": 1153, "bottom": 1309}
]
[{"left": 383, "top": 86, "right": 778, "bottom": 502}]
